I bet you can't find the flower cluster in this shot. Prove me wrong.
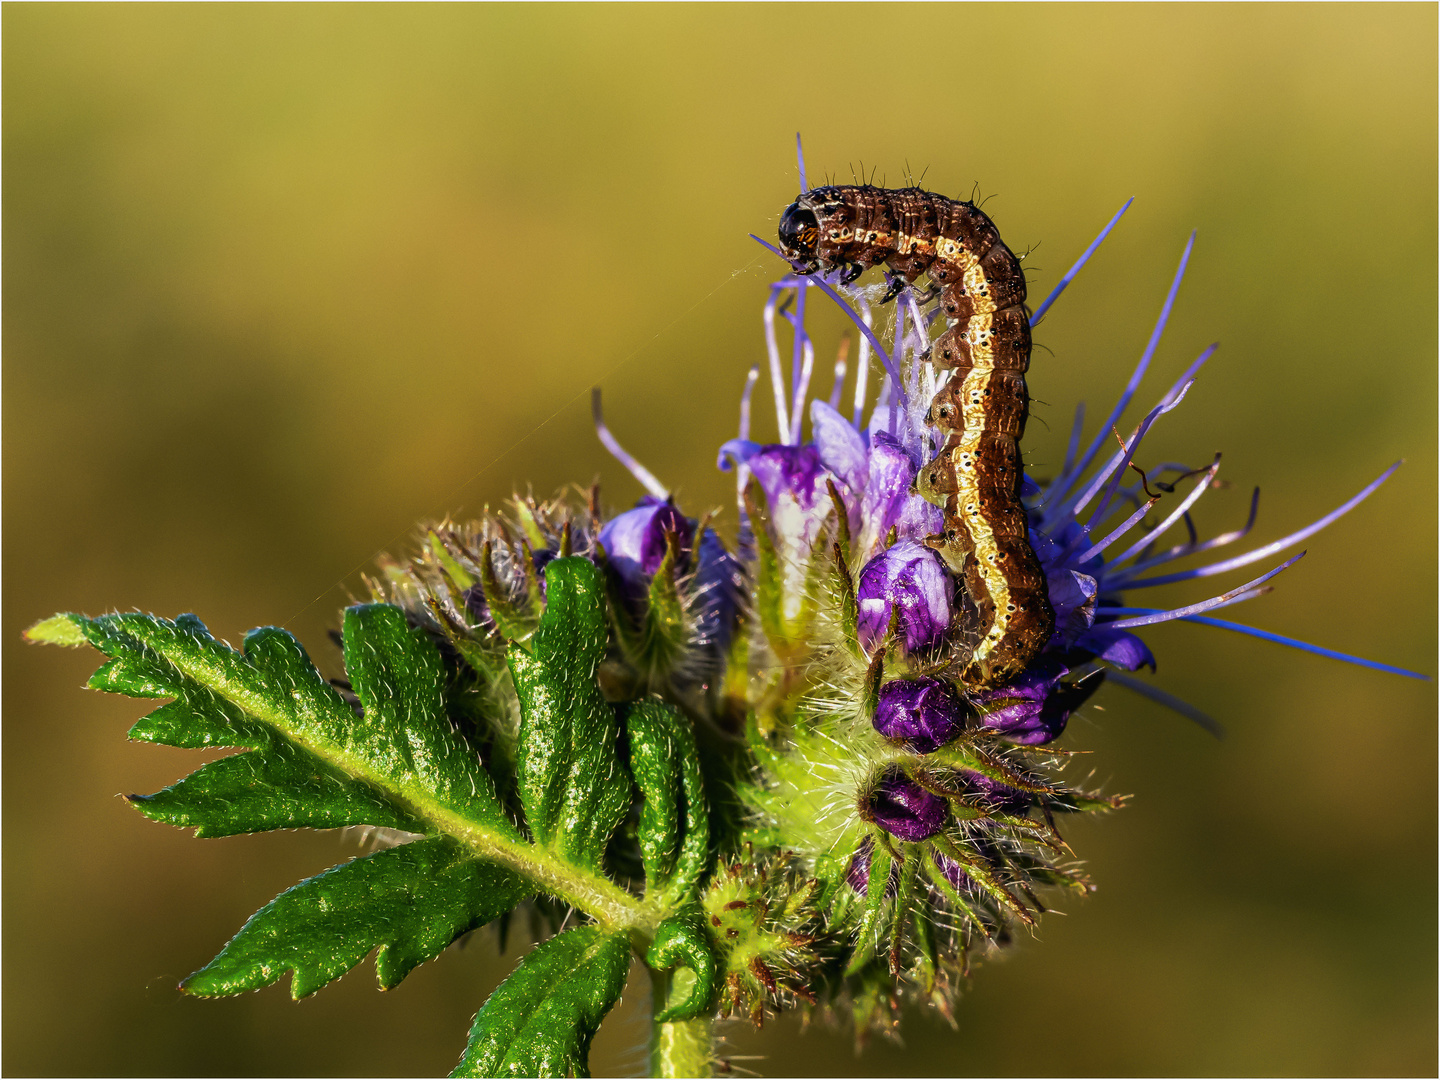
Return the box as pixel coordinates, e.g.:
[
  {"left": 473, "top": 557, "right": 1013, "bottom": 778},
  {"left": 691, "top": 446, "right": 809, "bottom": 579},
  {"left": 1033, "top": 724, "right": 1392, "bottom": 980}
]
[{"left": 377, "top": 173, "right": 1419, "bottom": 1036}]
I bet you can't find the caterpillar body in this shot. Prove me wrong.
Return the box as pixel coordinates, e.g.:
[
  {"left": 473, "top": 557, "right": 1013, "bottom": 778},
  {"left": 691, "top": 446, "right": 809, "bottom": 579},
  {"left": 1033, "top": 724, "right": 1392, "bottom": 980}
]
[{"left": 777, "top": 184, "right": 1054, "bottom": 688}]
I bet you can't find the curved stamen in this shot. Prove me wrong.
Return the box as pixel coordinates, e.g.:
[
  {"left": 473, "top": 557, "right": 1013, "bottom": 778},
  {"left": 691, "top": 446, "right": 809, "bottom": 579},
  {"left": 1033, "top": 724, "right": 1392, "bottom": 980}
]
[
  {"left": 852, "top": 294, "right": 873, "bottom": 428},
  {"left": 1107, "top": 456, "right": 1222, "bottom": 568},
  {"left": 738, "top": 365, "right": 760, "bottom": 441},
  {"left": 796, "top": 131, "right": 808, "bottom": 190},
  {"left": 1069, "top": 380, "right": 1195, "bottom": 522},
  {"left": 1111, "top": 484, "right": 1260, "bottom": 581},
  {"left": 1047, "top": 233, "right": 1196, "bottom": 510},
  {"left": 1097, "top": 551, "right": 1304, "bottom": 629},
  {"left": 1029, "top": 198, "right": 1134, "bottom": 327},
  {"left": 762, "top": 284, "right": 791, "bottom": 444},
  {"left": 1076, "top": 498, "right": 1158, "bottom": 563},
  {"left": 1119, "top": 463, "right": 1400, "bottom": 590},
  {"left": 750, "top": 235, "right": 899, "bottom": 387},
  {"left": 591, "top": 387, "right": 668, "bottom": 499}
]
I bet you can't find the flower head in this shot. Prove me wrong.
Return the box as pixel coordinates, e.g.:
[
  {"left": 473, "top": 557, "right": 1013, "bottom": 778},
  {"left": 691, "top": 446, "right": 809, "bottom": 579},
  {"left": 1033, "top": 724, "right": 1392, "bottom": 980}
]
[{"left": 856, "top": 539, "right": 953, "bottom": 655}]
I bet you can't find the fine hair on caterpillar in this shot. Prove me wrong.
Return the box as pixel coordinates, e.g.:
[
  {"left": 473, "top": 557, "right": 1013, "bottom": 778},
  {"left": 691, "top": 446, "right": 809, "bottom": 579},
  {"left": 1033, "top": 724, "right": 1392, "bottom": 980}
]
[{"left": 777, "top": 183, "right": 1054, "bottom": 688}]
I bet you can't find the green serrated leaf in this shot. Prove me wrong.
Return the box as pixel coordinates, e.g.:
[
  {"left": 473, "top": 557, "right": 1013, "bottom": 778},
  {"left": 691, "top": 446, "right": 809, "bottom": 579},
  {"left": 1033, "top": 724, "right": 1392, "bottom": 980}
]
[
  {"left": 24, "top": 612, "right": 87, "bottom": 646},
  {"left": 508, "top": 557, "right": 631, "bottom": 872},
  {"left": 183, "top": 836, "right": 529, "bottom": 999},
  {"left": 339, "top": 605, "right": 516, "bottom": 836},
  {"left": 453, "top": 924, "right": 631, "bottom": 1079},
  {"left": 623, "top": 699, "right": 711, "bottom": 902},
  {"left": 647, "top": 906, "right": 719, "bottom": 1022},
  {"left": 129, "top": 748, "right": 421, "bottom": 838}
]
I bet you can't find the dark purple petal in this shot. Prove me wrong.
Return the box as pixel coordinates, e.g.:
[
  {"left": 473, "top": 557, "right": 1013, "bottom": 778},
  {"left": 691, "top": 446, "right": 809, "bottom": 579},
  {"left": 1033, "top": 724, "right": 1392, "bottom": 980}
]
[
  {"left": 693, "top": 527, "right": 740, "bottom": 649},
  {"left": 952, "top": 771, "right": 1033, "bottom": 816},
  {"left": 598, "top": 497, "right": 690, "bottom": 593},
  {"left": 873, "top": 676, "right": 969, "bottom": 753},
  {"left": 1076, "top": 625, "right": 1156, "bottom": 671},
  {"left": 866, "top": 769, "right": 948, "bottom": 842},
  {"left": 856, "top": 539, "right": 954, "bottom": 654},
  {"left": 972, "top": 659, "right": 1074, "bottom": 745}
]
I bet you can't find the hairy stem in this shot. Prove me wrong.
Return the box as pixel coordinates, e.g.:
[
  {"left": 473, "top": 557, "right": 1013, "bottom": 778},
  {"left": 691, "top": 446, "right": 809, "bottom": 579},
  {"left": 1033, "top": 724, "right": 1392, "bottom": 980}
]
[{"left": 648, "top": 967, "right": 715, "bottom": 1078}]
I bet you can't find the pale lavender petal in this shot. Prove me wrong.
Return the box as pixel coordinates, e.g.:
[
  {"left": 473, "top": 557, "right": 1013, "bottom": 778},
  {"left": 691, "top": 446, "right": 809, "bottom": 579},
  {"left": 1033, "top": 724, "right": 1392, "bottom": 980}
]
[
  {"left": 1098, "top": 552, "right": 1305, "bottom": 629},
  {"left": 810, "top": 399, "right": 867, "bottom": 505},
  {"left": 592, "top": 388, "right": 668, "bottom": 499},
  {"left": 1029, "top": 198, "right": 1134, "bottom": 327}
]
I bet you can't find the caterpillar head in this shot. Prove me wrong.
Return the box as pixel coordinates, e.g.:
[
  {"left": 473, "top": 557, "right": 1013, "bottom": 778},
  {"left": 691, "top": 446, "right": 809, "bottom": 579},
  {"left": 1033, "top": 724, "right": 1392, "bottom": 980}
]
[{"left": 778, "top": 199, "right": 820, "bottom": 271}]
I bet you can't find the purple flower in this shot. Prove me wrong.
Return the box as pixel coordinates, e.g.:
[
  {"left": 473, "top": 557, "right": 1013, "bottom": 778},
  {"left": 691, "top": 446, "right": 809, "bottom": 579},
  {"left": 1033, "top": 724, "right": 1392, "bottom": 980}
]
[
  {"left": 864, "top": 768, "right": 948, "bottom": 842},
  {"left": 951, "top": 772, "right": 1033, "bottom": 816},
  {"left": 856, "top": 539, "right": 954, "bottom": 655},
  {"left": 693, "top": 525, "right": 740, "bottom": 649},
  {"left": 873, "top": 676, "right": 969, "bottom": 753},
  {"left": 718, "top": 441, "right": 835, "bottom": 567},
  {"left": 971, "top": 659, "right": 1104, "bottom": 745},
  {"left": 810, "top": 401, "right": 942, "bottom": 557},
  {"left": 597, "top": 496, "right": 690, "bottom": 593}
]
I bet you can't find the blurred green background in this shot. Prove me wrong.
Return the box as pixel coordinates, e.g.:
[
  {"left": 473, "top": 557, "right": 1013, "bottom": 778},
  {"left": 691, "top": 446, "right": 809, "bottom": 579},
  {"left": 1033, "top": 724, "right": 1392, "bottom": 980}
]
[{"left": 5, "top": 4, "right": 1435, "bottom": 1076}]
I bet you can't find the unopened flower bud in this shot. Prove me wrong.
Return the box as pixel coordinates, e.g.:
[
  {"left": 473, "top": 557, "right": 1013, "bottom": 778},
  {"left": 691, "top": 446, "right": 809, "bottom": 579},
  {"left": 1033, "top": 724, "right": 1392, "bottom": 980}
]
[
  {"left": 856, "top": 539, "right": 954, "bottom": 654},
  {"left": 973, "top": 660, "right": 1100, "bottom": 745},
  {"left": 864, "top": 767, "right": 948, "bottom": 842},
  {"left": 598, "top": 497, "right": 690, "bottom": 592},
  {"left": 873, "top": 676, "right": 969, "bottom": 753}
]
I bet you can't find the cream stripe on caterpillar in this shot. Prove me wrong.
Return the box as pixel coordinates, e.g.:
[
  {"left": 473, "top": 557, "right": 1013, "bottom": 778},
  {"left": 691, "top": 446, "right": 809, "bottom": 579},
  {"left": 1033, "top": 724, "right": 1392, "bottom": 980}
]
[{"left": 775, "top": 183, "right": 1055, "bottom": 688}]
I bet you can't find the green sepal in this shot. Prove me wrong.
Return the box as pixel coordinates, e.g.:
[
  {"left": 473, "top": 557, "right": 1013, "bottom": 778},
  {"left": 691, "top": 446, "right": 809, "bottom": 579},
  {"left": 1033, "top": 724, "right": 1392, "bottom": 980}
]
[
  {"left": 478, "top": 539, "right": 539, "bottom": 642},
  {"left": 508, "top": 557, "right": 631, "bottom": 870},
  {"left": 453, "top": 924, "right": 631, "bottom": 1078},
  {"left": 831, "top": 540, "right": 862, "bottom": 660},
  {"left": 622, "top": 699, "right": 711, "bottom": 903},
  {"left": 23, "top": 613, "right": 86, "bottom": 647},
  {"left": 182, "top": 836, "right": 529, "bottom": 999},
  {"left": 742, "top": 481, "right": 788, "bottom": 651},
  {"left": 886, "top": 846, "right": 918, "bottom": 976},
  {"left": 647, "top": 906, "right": 720, "bottom": 1022},
  {"left": 845, "top": 837, "right": 895, "bottom": 977},
  {"left": 826, "top": 478, "right": 852, "bottom": 568}
]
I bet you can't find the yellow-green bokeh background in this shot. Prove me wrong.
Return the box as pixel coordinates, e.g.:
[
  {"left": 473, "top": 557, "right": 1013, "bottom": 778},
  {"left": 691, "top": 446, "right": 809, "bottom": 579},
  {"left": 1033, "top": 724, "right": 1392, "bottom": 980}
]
[{"left": 6, "top": 5, "right": 1435, "bottom": 1075}]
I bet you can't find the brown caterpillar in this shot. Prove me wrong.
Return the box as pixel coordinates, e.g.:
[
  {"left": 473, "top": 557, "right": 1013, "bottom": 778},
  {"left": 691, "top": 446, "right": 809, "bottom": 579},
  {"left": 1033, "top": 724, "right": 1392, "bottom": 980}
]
[{"left": 777, "top": 184, "right": 1054, "bottom": 688}]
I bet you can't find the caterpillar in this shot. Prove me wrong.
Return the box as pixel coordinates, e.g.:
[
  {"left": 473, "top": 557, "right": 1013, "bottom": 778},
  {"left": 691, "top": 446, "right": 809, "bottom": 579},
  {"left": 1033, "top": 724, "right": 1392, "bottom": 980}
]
[{"left": 777, "top": 184, "right": 1054, "bottom": 688}]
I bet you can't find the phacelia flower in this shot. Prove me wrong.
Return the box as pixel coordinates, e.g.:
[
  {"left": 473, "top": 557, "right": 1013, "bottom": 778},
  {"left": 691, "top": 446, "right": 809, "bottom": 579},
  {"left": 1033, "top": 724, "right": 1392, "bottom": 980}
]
[
  {"left": 873, "top": 676, "right": 968, "bottom": 753},
  {"left": 856, "top": 539, "right": 953, "bottom": 655},
  {"left": 863, "top": 768, "right": 948, "bottom": 842},
  {"left": 597, "top": 495, "right": 691, "bottom": 592}
]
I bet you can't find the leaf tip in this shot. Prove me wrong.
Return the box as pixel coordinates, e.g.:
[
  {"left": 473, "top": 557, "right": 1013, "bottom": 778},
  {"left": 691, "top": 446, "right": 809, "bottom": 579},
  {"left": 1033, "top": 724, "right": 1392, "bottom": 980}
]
[{"left": 25, "top": 613, "right": 86, "bottom": 647}]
